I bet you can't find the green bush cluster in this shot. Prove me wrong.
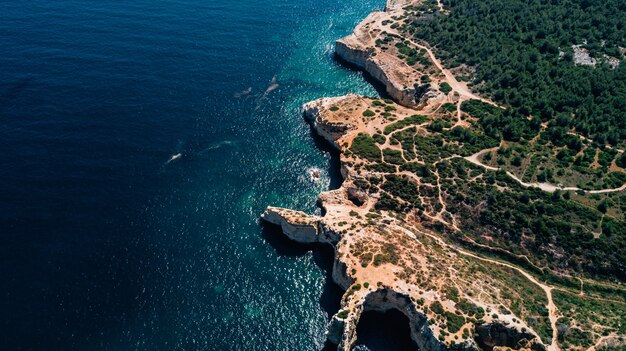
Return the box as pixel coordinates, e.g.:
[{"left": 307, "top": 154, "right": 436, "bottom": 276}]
[
  {"left": 439, "top": 82, "right": 452, "bottom": 94},
  {"left": 410, "top": 0, "right": 626, "bottom": 145},
  {"left": 384, "top": 114, "right": 428, "bottom": 135},
  {"left": 383, "top": 148, "right": 404, "bottom": 165},
  {"left": 350, "top": 133, "right": 381, "bottom": 162}
]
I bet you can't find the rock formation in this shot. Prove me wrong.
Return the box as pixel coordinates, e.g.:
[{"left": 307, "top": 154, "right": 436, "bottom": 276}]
[
  {"left": 260, "top": 1, "right": 568, "bottom": 350},
  {"left": 261, "top": 95, "right": 545, "bottom": 351}
]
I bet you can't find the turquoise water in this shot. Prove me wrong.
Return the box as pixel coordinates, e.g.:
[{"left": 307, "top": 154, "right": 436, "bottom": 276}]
[{"left": 0, "top": 0, "right": 383, "bottom": 349}]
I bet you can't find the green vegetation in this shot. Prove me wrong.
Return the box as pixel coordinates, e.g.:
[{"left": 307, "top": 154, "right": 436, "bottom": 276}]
[
  {"left": 456, "top": 300, "right": 485, "bottom": 320},
  {"left": 372, "top": 243, "right": 400, "bottom": 266},
  {"left": 554, "top": 290, "right": 626, "bottom": 349},
  {"left": 362, "top": 109, "right": 376, "bottom": 117},
  {"left": 461, "top": 100, "right": 535, "bottom": 142},
  {"left": 384, "top": 114, "right": 428, "bottom": 135},
  {"left": 444, "top": 312, "right": 465, "bottom": 333},
  {"left": 383, "top": 148, "right": 404, "bottom": 165},
  {"left": 381, "top": 174, "right": 422, "bottom": 208},
  {"left": 347, "top": 101, "right": 624, "bottom": 280},
  {"left": 442, "top": 158, "right": 626, "bottom": 280},
  {"left": 350, "top": 133, "right": 381, "bottom": 162},
  {"left": 395, "top": 41, "right": 432, "bottom": 67},
  {"left": 442, "top": 126, "right": 499, "bottom": 156},
  {"left": 431, "top": 301, "right": 445, "bottom": 314},
  {"left": 372, "top": 133, "right": 386, "bottom": 144},
  {"left": 409, "top": 0, "right": 626, "bottom": 146},
  {"left": 439, "top": 82, "right": 452, "bottom": 94},
  {"left": 442, "top": 103, "right": 456, "bottom": 112}
]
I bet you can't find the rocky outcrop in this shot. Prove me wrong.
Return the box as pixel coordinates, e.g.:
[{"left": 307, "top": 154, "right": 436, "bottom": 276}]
[
  {"left": 302, "top": 98, "right": 354, "bottom": 150},
  {"left": 261, "top": 201, "right": 548, "bottom": 350},
  {"left": 363, "top": 289, "right": 464, "bottom": 351},
  {"left": 330, "top": 252, "right": 353, "bottom": 290},
  {"left": 347, "top": 187, "right": 368, "bottom": 206},
  {"left": 336, "top": 35, "right": 420, "bottom": 108},
  {"left": 326, "top": 314, "right": 347, "bottom": 345},
  {"left": 330, "top": 288, "right": 477, "bottom": 351},
  {"left": 333, "top": 4, "right": 446, "bottom": 109},
  {"left": 327, "top": 288, "right": 543, "bottom": 351},
  {"left": 475, "top": 323, "right": 541, "bottom": 351},
  {"left": 261, "top": 207, "right": 344, "bottom": 245},
  {"left": 261, "top": 207, "right": 322, "bottom": 244},
  {"left": 262, "top": 201, "right": 506, "bottom": 351},
  {"left": 262, "top": 2, "right": 551, "bottom": 350}
]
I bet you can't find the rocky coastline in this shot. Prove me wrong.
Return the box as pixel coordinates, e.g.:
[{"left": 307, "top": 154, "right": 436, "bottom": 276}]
[{"left": 261, "top": 1, "right": 548, "bottom": 350}]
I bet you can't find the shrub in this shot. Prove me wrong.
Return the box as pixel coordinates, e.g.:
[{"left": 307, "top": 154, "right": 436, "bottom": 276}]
[
  {"left": 362, "top": 109, "right": 376, "bottom": 117},
  {"left": 350, "top": 133, "right": 381, "bottom": 162},
  {"left": 337, "top": 310, "right": 349, "bottom": 319},
  {"left": 616, "top": 153, "right": 626, "bottom": 168},
  {"left": 382, "top": 174, "right": 421, "bottom": 206},
  {"left": 384, "top": 114, "right": 428, "bottom": 134},
  {"left": 372, "top": 133, "right": 387, "bottom": 144},
  {"left": 439, "top": 82, "right": 453, "bottom": 94},
  {"left": 442, "top": 103, "right": 456, "bottom": 112},
  {"left": 445, "top": 312, "right": 466, "bottom": 333},
  {"left": 383, "top": 149, "right": 404, "bottom": 165},
  {"left": 431, "top": 301, "right": 445, "bottom": 314}
]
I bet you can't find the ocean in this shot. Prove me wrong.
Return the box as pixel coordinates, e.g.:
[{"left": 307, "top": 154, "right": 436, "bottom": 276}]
[{"left": 0, "top": 0, "right": 423, "bottom": 349}]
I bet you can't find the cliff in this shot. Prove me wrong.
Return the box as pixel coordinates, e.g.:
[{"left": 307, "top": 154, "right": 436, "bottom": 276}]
[
  {"left": 335, "top": 3, "right": 445, "bottom": 109},
  {"left": 262, "top": 94, "right": 546, "bottom": 350},
  {"left": 262, "top": 174, "right": 544, "bottom": 351},
  {"left": 260, "top": 1, "right": 562, "bottom": 350}
]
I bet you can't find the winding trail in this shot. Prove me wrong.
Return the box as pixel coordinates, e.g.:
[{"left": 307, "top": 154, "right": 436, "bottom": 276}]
[
  {"left": 464, "top": 148, "right": 626, "bottom": 194},
  {"left": 397, "top": 223, "right": 561, "bottom": 351},
  {"left": 387, "top": 28, "right": 499, "bottom": 107},
  {"left": 585, "top": 335, "right": 624, "bottom": 351}
]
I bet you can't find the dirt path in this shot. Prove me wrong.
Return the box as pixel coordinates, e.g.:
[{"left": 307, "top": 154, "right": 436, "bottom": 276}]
[
  {"left": 587, "top": 184, "right": 626, "bottom": 194},
  {"left": 568, "top": 132, "right": 625, "bottom": 154},
  {"left": 398, "top": 224, "right": 561, "bottom": 351},
  {"left": 451, "top": 98, "right": 471, "bottom": 129},
  {"left": 386, "top": 29, "right": 499, "bottom": 107},
  {"left": 505, "top": 171, "right": 580, "bottom": 192},
  {"left": 464, "top": 148, "right": 626, "bottom": 194},
  {"left": 585, "top": 335, "right": 623, "bottom": 351},
  {"left": 465, "top": 147, "right": 499, "bottom": 171},
  {"left": 436, "top": 0, "right": 444, "bottom": 12}
]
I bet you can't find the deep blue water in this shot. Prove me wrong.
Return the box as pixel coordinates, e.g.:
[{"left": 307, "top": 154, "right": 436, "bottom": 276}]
[{"left": 0, "top": 0, "right": 392, "bottom": 350}]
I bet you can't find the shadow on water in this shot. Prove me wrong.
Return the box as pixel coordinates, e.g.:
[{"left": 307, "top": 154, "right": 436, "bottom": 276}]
[
  {"left": 260, "top": 127, "right": 344, "bottom": 351},
  {"left": 355, "top": 309, "right": 419, "bottom": 351},
  {"left": 333, "top": 53, "right": 391, "bottom": 100},
  {"left": 308, "top": 126, "right": 344, "bottom": 191},
  {"left": 260, "top": 65, "right": 392, "bottom": 350},
  {"left": 260, "top": 223, "right": 343, "bottom": 316},
  {"left": 321, "top": 340, "right": 339, "bottom": 351},
  {"left": 261, "top": 223, "right": 342, "bottom": 351}
]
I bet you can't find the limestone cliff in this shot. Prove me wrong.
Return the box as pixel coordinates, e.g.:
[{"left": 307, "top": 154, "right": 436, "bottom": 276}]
[
  {"left": 260, "top": 1, "right": 558, "bottom": 350},
  {"left": 262, "top": 95, "right": 546, "bottom": 351},
  {"left": 336, "top": 10, "right": 421, "bottom": 107},
  {"left": 335, "top": 3, "right": 445, "bottom": 109}
]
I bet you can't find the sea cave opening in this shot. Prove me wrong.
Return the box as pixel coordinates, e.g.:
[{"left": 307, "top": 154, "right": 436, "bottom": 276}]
[{"left": 354, "top": 308, "right": 419, "bottom": 351}]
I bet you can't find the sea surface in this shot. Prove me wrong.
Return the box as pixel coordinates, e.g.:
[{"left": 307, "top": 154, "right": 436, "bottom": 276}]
[{"left": 0, "top": 0, "right": 421, "bottom": 350}]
